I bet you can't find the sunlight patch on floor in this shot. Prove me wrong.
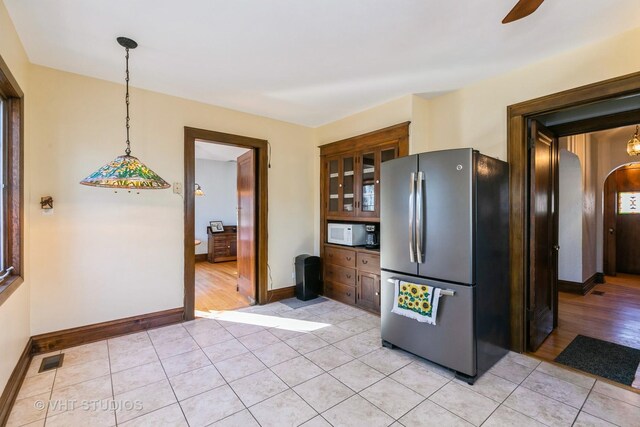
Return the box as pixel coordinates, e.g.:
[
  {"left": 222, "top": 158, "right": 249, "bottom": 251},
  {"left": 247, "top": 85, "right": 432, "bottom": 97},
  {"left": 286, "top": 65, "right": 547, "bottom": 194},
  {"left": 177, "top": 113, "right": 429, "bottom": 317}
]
[{"left": 195, "top": 309, "right": 330, "bottom": 332}]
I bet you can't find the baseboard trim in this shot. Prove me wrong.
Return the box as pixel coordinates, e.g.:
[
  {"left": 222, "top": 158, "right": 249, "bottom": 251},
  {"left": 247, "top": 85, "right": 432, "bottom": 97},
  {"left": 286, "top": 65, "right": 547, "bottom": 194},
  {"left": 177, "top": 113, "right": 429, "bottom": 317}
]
[
  {"left": 558, "top": 273, "right": 599, "bottom": 296},
  {"left": 0, "top": 338, "right": 33, "bottom": 426},
  {"left": 267, "top": 286, "right": 295, "bottom": 303},
  {"left": 195, "top": 254, "right": 208, "bottom": 262},
  {"left": 31, "top": 307, "right": 184, "bottom": 354}
]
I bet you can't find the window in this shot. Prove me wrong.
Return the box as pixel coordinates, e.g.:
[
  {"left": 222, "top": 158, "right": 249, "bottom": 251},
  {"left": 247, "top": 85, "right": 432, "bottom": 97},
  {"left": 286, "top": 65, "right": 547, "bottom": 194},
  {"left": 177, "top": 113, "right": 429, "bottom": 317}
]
[
  {"left": 0, "top": 54, "right": 23, "bottom": 302},
  {"left": 618, "top": 192, "right": 640, "bottom": 215}
]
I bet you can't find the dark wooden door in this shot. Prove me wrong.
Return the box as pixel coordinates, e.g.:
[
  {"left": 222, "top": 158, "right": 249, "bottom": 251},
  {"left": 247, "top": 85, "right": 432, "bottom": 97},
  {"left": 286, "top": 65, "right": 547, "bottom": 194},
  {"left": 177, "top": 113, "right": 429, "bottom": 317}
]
[
  {"left": 237, "top": 150, "right": 256, "bottom": 303},
  {"left": 356, "top": 272, "right": 380, "bottom": 312},
  {"left": 528, "top": 120, "right": 559, "bottom": 352},
  {"left": 608, "top": 166, "right": 640, "bottom": 274}
]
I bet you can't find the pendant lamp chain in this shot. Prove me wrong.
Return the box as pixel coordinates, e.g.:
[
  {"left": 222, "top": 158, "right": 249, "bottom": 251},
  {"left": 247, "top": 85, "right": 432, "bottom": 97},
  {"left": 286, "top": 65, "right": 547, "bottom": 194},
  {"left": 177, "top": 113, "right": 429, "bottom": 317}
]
[
  {"left": 79, "top": 37, "right": 170, "bottom": 190},
  {"left": 125, "top": 46, "right": 131, "bottom": 156}
]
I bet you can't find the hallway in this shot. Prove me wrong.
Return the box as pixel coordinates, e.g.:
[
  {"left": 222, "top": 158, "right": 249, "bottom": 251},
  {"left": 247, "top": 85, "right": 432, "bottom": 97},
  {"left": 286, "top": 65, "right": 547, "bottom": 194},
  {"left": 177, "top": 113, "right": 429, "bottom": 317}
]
[{"left": 532, "top": 274, "right": 640, "bottom": 369}]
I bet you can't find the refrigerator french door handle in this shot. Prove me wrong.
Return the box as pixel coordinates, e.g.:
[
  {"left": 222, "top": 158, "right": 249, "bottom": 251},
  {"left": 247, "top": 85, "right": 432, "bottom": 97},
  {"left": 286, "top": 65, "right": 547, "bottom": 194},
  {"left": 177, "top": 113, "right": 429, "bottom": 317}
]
[
  {"left": 416, "top": 171, "right": 424, "bottom": 262},
  {"left": 409, "top": 172, "right": 416, "bottom": 263}
]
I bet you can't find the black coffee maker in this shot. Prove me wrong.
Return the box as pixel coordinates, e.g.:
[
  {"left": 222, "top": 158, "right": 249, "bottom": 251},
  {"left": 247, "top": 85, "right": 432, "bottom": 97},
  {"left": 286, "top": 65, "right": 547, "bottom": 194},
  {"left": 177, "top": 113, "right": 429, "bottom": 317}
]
[{"left": 365, "top": 224, "right": 379, "bottom": 249}]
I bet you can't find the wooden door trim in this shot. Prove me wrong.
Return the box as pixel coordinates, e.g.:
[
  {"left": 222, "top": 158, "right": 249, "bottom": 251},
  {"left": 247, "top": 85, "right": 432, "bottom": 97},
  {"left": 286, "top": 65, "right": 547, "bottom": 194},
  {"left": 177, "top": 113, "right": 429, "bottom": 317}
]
[
  {"left": 184, "top": 127, "right": 268, "bottom": 320},
  {"left": 508, "top": 71, "right": 640, "bottom": 352},
  {"left": 603, "top": 171, "right": 618, "bottom": 276}
]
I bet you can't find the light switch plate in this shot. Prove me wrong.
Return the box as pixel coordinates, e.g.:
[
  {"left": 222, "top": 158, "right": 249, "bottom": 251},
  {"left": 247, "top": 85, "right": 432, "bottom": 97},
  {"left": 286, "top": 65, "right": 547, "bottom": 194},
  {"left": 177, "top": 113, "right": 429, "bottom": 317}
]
[{"left": 173, "top": 182, "right": 183, "bottom": 195}]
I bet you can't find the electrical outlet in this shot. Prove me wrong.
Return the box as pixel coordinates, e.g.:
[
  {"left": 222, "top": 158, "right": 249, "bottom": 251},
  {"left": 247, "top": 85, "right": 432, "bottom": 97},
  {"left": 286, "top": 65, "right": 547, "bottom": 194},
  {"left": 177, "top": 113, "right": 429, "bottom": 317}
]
[
  {"left": 173, "top": 182, "right": 183, "bottom": 195},
  {"left": 291, "top": 272, "right": 296, "bottom": 280}
]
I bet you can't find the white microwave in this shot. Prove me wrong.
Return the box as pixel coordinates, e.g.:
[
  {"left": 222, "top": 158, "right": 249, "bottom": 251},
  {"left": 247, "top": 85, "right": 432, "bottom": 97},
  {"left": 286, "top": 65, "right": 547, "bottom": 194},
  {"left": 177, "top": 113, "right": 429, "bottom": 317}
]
[{"left": 327, "top": 223, "right": 367, "bottom": 246}]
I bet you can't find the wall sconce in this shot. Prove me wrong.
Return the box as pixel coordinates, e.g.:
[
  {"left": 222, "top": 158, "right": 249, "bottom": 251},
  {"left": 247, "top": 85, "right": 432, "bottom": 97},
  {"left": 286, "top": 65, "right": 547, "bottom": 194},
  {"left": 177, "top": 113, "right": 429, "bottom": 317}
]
[{"left": 40, "top": 196, "right": 53, "bottom": 210}]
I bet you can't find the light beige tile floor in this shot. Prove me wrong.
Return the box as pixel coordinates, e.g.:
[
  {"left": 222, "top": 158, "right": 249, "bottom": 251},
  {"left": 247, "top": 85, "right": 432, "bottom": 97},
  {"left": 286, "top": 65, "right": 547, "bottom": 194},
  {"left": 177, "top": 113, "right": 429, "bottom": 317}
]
[{"left": 7, "top": 299, "right": 640, "bottom": 426}]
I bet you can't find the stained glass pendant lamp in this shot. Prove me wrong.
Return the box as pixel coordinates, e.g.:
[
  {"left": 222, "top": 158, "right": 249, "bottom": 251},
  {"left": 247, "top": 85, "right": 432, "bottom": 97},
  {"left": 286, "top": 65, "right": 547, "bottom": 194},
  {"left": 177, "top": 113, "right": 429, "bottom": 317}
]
[
  {"left": 627, "top": 125, "right": 640, "bottom": 156},
  {"left": 80, "top": 37, "right": 170, "bottom": 190}
]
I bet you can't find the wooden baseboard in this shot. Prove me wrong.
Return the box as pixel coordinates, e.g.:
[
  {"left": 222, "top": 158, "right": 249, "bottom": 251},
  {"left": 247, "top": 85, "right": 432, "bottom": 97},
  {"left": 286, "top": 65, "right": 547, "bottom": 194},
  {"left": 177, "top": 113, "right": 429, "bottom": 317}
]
[
  {"left": 195, "top": 254, "right": 208, "bottom": 262},
  {"left": 31, "top": 308, "right": 184, "bottom": 354},
  {"left": 0, "top": 338, "right": 33, "bottom": 426},
  {"left": 558, "top": 273, "right": 599, "bottom": 295},
  {"left": 267, "top": 286, "right": 295, "bottom": 303}
]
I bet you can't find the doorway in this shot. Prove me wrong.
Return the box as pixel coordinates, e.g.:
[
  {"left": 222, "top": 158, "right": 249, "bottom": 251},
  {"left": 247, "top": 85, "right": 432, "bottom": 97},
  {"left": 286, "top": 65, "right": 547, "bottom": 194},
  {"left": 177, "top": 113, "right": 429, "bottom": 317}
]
[
  {"left": 529, "top": 127, "right": 640, "bottom": 370},
  {"left": 604, "top": 163, "right": 640, "bottom": 276},
  {"left": 507, "top": 72, "right": 640, "bottom": 354},
  {"left": 184, "top": 127, "right": 269, "bottom": 321},
  {"left": 193, "top": 140, "right": 251, "bottom": 313}
]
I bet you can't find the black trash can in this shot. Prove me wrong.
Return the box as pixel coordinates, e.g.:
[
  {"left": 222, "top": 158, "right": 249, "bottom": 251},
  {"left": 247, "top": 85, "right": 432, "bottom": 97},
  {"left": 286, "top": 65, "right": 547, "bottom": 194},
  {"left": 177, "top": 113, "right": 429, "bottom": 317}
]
[{"left": 295, "top": 254, "right": 321, "bottom": 301}]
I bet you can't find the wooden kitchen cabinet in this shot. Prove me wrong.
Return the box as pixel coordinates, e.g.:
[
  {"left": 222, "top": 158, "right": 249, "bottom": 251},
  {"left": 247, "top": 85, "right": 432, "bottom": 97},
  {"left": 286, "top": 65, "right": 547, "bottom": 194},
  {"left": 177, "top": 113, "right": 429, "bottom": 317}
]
[
  {"left": 357, "top": 271, "right": 381, "bottom": 312},
  {"left": 324, "top": 244, "right": 381, "bottom": 313},
  {"left": 319, "top": 122, "right": 409, "bottom": 313},
  {"left": 323, "top": 144, "right": 399, "bottom": 220}
]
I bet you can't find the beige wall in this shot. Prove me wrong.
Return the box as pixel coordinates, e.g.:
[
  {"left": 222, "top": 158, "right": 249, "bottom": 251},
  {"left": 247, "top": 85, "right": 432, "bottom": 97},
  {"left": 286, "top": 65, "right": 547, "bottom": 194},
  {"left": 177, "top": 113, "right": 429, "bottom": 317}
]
[
  {"left": 559, "top": 134, "right": 599, "bottom": 283},
  {"left": 27, "top": 65, "right": 316, "bottom": 334},
  {"left": 0, "top": 0, "right": 31, "bottom": 395},
  {"left": 426, "top": 27, "right": 640, "bottom": 161}
]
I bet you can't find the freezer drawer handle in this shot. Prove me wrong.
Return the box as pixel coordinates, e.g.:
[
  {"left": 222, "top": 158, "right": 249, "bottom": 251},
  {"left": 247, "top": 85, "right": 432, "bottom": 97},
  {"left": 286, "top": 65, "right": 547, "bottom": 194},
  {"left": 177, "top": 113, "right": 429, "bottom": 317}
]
[{"left": 386, "top": 278, "right": 455, "bottom": 296}]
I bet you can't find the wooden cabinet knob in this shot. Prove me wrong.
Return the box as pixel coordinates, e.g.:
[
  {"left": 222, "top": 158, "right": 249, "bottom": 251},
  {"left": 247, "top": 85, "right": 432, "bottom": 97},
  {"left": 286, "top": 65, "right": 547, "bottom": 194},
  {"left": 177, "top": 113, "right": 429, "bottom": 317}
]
[
  {"left": 362, "top": 259, "right": 368, "bottom": 264},
  {"left": 347, "top": 292, "right": 351, "bottom": 297},
  {"left": 346, "top": 257, "right": 352, "bottom": 261},
  {"left": 346, "top": 274, "right": 351, "bottom": 279}
]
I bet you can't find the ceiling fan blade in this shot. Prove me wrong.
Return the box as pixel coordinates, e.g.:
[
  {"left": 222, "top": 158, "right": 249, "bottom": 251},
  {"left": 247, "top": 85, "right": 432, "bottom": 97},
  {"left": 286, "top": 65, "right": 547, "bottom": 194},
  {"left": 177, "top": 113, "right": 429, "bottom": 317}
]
[{"left": 502, "top": 0, "right": 545, "bottom": 24}]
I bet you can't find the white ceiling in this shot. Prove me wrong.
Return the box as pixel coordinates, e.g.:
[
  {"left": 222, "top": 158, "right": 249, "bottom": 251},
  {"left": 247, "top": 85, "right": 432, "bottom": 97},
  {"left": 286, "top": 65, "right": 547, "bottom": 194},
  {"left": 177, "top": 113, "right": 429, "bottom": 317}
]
[
  {"left": 195, "top": 140, "right": 250, "bottom": 162},
  {"left": 5, "top": 0, "right": 640, "bottom": 126}
]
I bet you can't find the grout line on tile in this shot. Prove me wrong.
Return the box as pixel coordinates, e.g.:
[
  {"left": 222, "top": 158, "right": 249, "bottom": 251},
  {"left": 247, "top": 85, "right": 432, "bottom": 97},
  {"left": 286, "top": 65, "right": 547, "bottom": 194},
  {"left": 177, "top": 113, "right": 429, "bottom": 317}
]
[
  {"left": 146, "top": 330, "right": 189, "bottom": 426},
  {"left": 105, "top": 336, "right": 116, "bottom": 425},
  {"left": 570, "top": 379, "right": 598, "bottom": 427},
  {"left": 519, "top": 369, "right": 591, "bottom": 410}
]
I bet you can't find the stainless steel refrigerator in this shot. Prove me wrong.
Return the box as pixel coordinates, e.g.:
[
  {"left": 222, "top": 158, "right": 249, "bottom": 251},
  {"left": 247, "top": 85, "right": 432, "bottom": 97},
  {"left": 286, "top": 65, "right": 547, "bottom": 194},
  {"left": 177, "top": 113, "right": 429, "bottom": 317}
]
[{"left": 380, "top": 148, "right": 509, "bottom": 384}]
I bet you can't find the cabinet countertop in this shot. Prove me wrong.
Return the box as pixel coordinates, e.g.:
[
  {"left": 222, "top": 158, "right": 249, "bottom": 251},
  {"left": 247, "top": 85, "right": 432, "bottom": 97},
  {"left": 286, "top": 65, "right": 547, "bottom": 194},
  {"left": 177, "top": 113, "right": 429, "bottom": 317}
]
[{"left": 324, "top": 243, "right": 380, "bottom": 255}]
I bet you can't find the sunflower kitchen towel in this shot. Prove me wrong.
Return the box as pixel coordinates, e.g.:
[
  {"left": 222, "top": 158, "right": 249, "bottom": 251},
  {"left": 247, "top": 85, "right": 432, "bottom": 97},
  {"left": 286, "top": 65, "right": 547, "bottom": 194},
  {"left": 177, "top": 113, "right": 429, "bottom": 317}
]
[{"left": 391, "top": 280, "right": 442, "bottom": 325}]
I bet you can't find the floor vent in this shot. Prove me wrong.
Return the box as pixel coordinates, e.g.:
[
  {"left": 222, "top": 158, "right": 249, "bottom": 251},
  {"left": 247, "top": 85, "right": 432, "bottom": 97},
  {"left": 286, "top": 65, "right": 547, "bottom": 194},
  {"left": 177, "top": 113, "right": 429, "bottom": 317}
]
[
  {"left": 39, "top": 354, "right": 64, "bottom": 373},
  {"left": 591, "top": 290, "right": 605, "bottom": 296}
]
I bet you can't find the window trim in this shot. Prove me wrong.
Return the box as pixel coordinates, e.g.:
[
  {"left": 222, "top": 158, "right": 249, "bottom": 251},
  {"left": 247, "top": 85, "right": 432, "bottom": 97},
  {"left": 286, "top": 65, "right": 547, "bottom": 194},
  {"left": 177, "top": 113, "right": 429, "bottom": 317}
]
[{"left": 0, "top": 53, "right": 24, "bottom": 307}]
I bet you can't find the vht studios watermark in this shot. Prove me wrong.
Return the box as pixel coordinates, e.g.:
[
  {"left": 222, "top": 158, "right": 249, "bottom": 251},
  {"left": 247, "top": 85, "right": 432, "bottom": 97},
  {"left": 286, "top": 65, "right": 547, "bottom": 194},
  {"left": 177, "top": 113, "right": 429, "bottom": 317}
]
[{"left": 34, "top": 399, "right": 143, "bottom": 411}]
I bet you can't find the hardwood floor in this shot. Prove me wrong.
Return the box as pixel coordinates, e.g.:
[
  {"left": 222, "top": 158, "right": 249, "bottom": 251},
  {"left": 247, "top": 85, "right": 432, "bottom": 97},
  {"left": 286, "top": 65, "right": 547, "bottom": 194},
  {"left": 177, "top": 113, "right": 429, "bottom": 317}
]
[
  {"left": 532, "top": 274, "right": 640, "bottom": 361},
  {"left": 195, "top": 261, "right": 250, "bottom": 313}
]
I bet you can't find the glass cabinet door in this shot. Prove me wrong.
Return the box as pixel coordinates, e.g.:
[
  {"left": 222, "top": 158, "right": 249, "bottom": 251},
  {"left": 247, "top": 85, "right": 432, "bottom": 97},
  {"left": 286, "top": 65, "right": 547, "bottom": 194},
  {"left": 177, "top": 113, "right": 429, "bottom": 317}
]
[
  {"left": 327, "top": 157, "right": 340, "bottom": 214},
  {"left": 357, "top": 145, "right": 398, "bottom": 217},
  {"left": 360, "top": 151, "right": 376, "bottom": 214},
  {"left": 342, "top": 155, "right": 355, "bottom": 215}
]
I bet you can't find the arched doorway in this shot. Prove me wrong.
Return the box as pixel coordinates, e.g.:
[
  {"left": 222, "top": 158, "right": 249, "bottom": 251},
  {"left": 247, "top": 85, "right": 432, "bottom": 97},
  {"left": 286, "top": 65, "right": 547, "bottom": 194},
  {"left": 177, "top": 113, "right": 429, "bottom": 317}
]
[{"left": 603, "top": 163, "right": 640, "bottom": 276}]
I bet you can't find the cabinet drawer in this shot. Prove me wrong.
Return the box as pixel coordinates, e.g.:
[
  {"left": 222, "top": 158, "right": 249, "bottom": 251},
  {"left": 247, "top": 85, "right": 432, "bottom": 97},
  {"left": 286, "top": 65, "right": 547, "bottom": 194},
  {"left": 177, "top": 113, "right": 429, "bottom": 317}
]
[
  {"left": 325, "top": 246, "right": 356, "bottom": 268},
  {"left": 357, "top": 252, "right": 380, "bottom": 274},
  {"left": 325, "top": 281, "right": 356, "bottom": 305},
  {"left": 325, "top": 264, "right": 356, "bottom": 287}
]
